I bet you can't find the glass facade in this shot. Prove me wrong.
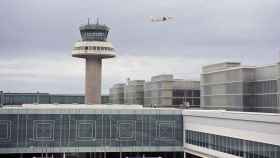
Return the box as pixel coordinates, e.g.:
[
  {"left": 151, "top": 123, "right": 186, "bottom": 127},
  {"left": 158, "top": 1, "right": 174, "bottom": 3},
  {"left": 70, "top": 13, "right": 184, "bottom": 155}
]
[
  {"left": 0, "top": 114, "right": 182, "bottom": 151},
  {"left": 0, "top": 93, "right": 110, "bottom": 105},
  {"left": 185, "top": 130, "right": 280, "bottom": 158},
  {"left": 79, "top": 24, "right": 109, "bottom": 42},
  {"left": 243, "top": 80, "right": 278, "bottom": 112},
  {"left": 243, "top": 80, "right": 278, "bottom": 94},
  {"left": 172, "top": 90, "right": 200, "bottom": 106}
]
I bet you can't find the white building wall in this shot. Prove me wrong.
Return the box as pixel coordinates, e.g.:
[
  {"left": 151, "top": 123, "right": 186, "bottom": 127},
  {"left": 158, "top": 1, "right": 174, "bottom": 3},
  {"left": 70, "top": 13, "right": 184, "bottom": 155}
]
[
  {"left": 183, "top": 110, "right": 280, "bottom": 158},
  {"left": 255, "top": 65, "right": 278, "bottom": 81}
]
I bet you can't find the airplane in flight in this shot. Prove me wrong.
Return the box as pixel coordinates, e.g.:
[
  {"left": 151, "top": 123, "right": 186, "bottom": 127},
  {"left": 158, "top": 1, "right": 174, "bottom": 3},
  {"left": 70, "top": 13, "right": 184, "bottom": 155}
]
[{"left": 149, "top": 16, "right": 174, "bottom": 22}]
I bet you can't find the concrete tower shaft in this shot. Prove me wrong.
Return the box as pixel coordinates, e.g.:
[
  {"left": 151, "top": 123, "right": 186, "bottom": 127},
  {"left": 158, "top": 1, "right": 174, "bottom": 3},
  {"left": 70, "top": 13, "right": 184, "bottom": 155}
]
[
  {"left": 85, "top": 57, "right": 102, "bottom": 104},
  {"left": 72, "top": 20, "right": 116, "bottom": 105}
]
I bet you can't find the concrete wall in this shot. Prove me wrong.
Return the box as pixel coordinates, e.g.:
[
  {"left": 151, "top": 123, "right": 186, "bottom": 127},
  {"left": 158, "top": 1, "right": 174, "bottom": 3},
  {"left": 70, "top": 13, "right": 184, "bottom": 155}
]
[
  {"left": 109, "top": 83, "right": 125, "bottom": 104},
  {"left": 255, "top": 65, "right": 278, "bottom": 81},
  {"left": 201, "top": 68, "right": 245, "bottom": 110},
  {"left": 124, "top": 80, "right": 145, "bottom": 105},
  {"left": 144, "top": 76, "right": 173, "bottom": 107},
  {"left": 202, "top": 62, "right": 241, "bottom": 74}
]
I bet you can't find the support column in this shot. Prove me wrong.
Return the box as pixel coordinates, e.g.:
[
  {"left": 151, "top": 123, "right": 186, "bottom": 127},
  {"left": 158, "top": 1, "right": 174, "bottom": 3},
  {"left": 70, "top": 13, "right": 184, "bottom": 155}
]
[
  {"left": 85, "top": 57, "right": 102, "bottom": 104},
  {"left": 0, "top": 91, "right": 3, "bottom": 106}
]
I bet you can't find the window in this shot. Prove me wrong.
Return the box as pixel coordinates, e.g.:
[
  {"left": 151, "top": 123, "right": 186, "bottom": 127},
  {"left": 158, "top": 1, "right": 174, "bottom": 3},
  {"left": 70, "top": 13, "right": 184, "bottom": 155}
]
[
  {"left": 172, "top": 98, "right": 183, "bottom": 105},
  {"left": 185, "top": 130, "right": 277, "bottom": 157},
  {"left": 186, "top": 99, "right": 193, "bottom": 105},
  {"left": 193, "top": 98, "right": 200, "bottom": 105},
  {"left": 173, "top": 90, "right": 184, "bottom": 97},
  {"left": 193, "top": 90, "right": 200, "bottom": 97},
  {"left": 186, "top": 90, "right": 192, "bottom": 97}
]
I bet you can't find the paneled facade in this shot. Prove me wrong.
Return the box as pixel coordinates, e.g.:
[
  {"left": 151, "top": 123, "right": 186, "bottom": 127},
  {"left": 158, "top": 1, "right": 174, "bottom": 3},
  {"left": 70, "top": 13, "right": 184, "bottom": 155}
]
[
  {"left": 0, "top": 106, "right": 183, "bottom": 154},
  {"left": 109, "top": 75, "right": 200, "bottom": 108},
  {"left": 109, "top": 83, "right": 125, "bottom": 104},
  {"left": 124, "top": 80, "right": 145, "bottom": 105},
  {"left": 201, "top": 62, "right": 280, "bottom": 112},
  {"left": 144, "top": 75, "right": 200, "bottom": 108}
]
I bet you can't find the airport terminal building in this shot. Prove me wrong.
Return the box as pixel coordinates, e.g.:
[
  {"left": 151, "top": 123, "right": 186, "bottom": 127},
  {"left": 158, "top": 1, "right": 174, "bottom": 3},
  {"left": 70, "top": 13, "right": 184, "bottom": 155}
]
[
  {"left": 0, "top": 104, "right": 183, "bottom": 158},
  {"left": 109, "top": 74, "right": 200, "bottom": 108},
  {"left": 183, "top": 110, "right": 280, "bottom": 158},
  {"left": 0, "top": 104, "right": 279, "bottom": 158}
]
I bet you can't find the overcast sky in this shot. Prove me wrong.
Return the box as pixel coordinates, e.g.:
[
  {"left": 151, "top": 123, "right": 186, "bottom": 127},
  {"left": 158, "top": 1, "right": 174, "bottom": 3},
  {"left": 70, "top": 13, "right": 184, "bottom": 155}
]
[{"left": 1, "top": 0, "right": 280, "bottom": 94}]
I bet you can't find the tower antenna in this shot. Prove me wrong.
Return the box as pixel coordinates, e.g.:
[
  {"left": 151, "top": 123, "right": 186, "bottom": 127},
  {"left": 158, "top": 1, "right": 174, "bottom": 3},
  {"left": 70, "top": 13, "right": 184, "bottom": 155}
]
[{"left": 88, "top": 18, "right": 90, "bottom": 25}]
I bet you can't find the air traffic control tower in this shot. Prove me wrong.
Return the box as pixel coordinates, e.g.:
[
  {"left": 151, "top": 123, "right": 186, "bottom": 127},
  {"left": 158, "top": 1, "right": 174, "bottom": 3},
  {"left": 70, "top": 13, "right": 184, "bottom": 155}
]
[{"left": 72, "top": 20, "right": 116, "bottom": 104}]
